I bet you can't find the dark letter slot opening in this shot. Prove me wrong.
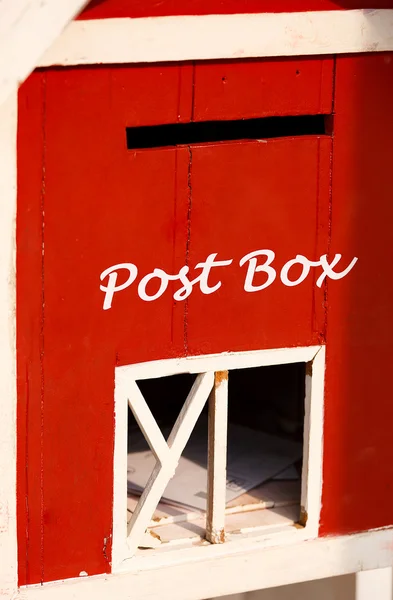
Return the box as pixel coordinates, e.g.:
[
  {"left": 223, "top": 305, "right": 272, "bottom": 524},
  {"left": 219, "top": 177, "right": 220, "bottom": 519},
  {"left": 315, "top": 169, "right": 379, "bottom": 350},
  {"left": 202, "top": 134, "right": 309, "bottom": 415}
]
[{"left": 126, "top": 114, "right": 327, "bottom": 150}]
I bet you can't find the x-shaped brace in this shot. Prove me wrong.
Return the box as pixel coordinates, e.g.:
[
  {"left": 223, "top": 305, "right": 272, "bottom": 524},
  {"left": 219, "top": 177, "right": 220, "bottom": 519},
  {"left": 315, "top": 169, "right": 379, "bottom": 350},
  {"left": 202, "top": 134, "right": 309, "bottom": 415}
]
[{"left": 126, "top": 372, "right": 215, "bottom": 555}]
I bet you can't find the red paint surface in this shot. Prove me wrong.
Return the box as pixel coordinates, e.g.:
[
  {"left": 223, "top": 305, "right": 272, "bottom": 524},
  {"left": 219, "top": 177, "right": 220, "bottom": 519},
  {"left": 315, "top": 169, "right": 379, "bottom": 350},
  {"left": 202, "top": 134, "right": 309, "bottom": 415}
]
[
  {"left": 17, "top": 71, "right": 46, "bottom": 586},
  {"left": 193, "top": 59, "right": 333, "bottom": 121},
  {"left": 79, "top": 0, "right": 393, "bottom": 19},
  {"left": 183, "top": 137, "right": 330, "bottom": 357},
  {"left": 320, "top": 53, "right": 393, "bottom": 535},
  {"left": 17, "top": 57, "right": 332, "bottom": 584},
  {"left": 16, "top": 53, "right": 393, "bottom": 584}
]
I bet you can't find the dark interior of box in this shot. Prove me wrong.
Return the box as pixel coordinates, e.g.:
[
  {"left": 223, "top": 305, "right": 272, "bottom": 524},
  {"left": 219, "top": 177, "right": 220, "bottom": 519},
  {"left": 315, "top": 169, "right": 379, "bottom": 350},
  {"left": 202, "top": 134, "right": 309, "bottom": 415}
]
[
  {"left": 129, "top": 363, "right": 305, "bottom": 441},
  {"left": 228, "top": 363, "right": 305, "bottom": 442},
  {"left": 126, "top": 114, "right": 326, "bottom": 150},
  {"left": 127, "top": 363, "right": 306, "bottom": 532}
]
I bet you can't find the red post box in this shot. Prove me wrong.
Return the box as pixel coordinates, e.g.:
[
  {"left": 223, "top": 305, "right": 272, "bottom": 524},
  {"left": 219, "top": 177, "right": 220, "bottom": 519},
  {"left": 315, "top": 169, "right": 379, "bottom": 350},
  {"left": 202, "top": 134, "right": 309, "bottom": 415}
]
[{"left": 1, "top": 1, "right": 393, "bottom": 599}]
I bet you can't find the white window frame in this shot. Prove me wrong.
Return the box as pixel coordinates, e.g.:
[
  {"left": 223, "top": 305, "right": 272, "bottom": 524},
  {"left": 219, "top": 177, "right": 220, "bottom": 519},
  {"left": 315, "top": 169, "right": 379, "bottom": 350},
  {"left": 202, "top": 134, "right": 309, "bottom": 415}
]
[{"left": 113, "top": 344, "right": 325, "bottom": 572}]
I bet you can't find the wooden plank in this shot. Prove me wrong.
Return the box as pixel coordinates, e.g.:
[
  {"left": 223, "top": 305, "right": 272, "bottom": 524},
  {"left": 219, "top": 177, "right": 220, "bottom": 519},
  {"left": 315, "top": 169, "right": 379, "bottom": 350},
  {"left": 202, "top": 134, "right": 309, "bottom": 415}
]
[
  {"left": 18, "top": 66, "right": 190, "bottom": 583},
  {"left": 194, "top": 58, "right": 334, "bottom": 120},
  {"left": 109, "top": 64, "right": 194, "bottom": 127},
  {"left": 185, "top": 137, "right": 331, "bottom": 355},
  {"left": 320, "top": 52, "right": 393, "bottom": 536},
  {"left": 206, "top": 371, "right": 228, "bottom": 544},
  {"left": 17, "top": 72, "right": 46, "bottom": 586}
]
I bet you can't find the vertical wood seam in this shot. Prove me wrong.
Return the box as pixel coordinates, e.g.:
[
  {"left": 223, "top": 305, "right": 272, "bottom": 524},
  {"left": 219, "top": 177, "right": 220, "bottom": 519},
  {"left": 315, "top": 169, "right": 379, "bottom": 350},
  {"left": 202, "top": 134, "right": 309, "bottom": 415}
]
[
  {"left": 39, "top": 72, "right": 47, "bottom": 585},
  {"left": 24, "top": 364, "right": 30, "bottom": 585},
  {"left": 324, "top": 60, "right": 335, "bottom": 343},
  {"left": 184, "top": 145, "right": 192, "bottom": 355},
  {"left": 171, "top": 148, "right": 179, "bottom": 346},
  {"left": 311, "top": 138, "right": 321, "bottom": 340}
]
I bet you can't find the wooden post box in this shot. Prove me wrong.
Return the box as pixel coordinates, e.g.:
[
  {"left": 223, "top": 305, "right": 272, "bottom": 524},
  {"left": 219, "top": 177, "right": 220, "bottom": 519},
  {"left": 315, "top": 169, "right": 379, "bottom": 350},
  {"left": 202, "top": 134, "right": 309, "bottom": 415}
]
[{"left": 1, "top": 1, "right": 393, "bottom": 599}]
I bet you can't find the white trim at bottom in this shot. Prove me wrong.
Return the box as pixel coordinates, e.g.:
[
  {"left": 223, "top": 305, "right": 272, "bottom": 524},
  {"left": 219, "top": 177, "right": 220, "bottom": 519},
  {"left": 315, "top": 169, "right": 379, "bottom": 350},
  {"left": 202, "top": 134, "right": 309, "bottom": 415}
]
[
  {"left": 19, "top": 527, "right": 393, "bottom": 600},
  {"left": 38, "top": 10, "right": 393, "bottom": 68}
]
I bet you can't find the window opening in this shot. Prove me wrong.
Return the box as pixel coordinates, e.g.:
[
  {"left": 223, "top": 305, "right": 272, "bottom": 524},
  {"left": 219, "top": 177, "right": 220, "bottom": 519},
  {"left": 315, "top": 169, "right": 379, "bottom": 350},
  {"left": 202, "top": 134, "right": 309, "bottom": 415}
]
[
  {"left": 225, "top": 364, "right": 305, "bottom": 535},
  {"left": 125, "top": 362, "right": 306, "bottom": 552}
]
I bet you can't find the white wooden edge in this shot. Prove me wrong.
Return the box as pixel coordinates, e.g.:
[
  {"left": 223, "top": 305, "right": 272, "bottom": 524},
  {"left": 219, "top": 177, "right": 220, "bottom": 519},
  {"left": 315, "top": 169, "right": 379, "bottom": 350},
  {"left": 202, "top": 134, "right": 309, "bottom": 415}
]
[
  {"left": 0, "top": 91, "right": 18, "bottom": 599},
  {"left": 113, "top": 346, "right": 323, "bottom": 571},
  {"left": 117, "top": 346, "right": 321, "bottom": 380},
  {"left": 206, "top": 371, "right": 228, "bottom": 544},
  {"left": 19, "top": 527, "right": 393, "bottom": 600},
  {"left": 38, "top": 10, "right": 393, "bottom": 69},
  {"left": 0, "top": 0, "right": 89, "bottom": 109},
  {"left": 301, "top": 346, "right": 325, "bottom": 533}
]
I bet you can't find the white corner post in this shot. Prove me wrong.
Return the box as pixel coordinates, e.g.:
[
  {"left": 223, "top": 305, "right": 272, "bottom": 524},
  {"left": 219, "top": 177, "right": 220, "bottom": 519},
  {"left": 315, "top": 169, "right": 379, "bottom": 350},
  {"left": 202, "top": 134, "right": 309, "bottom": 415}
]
[
  {"left": 0, "top": 90, "right": 18, "bottom": 598},
  {"left": 0, "top": 0, "right": 89, "bottom": 109}
]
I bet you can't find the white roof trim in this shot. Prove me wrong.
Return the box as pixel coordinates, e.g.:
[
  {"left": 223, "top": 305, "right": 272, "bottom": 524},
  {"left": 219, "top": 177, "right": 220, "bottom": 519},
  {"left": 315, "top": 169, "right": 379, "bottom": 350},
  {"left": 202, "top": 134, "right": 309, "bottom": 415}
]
[{"left": 39, "top": 9, "right": 393, "bottom": 68}]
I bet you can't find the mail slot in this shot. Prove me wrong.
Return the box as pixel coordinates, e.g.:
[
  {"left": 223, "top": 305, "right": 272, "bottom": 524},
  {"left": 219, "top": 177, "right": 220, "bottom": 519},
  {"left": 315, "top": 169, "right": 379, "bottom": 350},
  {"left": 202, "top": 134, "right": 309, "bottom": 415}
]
[{"left": 16, "top": 46, "right": 393, "bottom": 588}]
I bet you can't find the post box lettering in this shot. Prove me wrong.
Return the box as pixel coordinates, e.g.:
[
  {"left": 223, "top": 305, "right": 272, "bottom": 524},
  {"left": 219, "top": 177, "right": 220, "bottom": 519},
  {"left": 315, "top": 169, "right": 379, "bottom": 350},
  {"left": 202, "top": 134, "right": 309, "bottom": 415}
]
[
  {"left": 100, "top": 263, "right": 138, "bottom": 310},
  {"left": 100, "top": 250, "right": 358, "bottom": 310},
  {"left": 239, "top": 250, "right": 277, "bottom": 292}
]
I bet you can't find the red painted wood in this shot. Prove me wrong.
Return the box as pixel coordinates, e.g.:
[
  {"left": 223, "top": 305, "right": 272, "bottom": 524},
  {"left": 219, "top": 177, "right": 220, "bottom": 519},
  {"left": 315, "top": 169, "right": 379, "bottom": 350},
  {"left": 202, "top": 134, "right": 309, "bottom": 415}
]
[
  {"left": 185, "top": 137, "right": 330, "bottom": 356},
  {"left": 320, "top": 52, "right": 393, "bottom": 535},
  {"left": 194, "top": 59, "right": 334, "bottom": 121},
  {"left": 18, "top": 67, "right": 191, "bottom": 584},
  {"left": 17, "top": 71, "right": 47, "bottom": 585},
  {"left": 110, "top": 64, "right": 194, "bottom": 126},
  {"left": 17, "top": 58, "right": 333, "bottom": 583},
  {"left": 79, "top": 0, "right": 393, "bottom": 19},
  {"left": 16, "top": 51, "right": 393, "bottom": 580}
]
